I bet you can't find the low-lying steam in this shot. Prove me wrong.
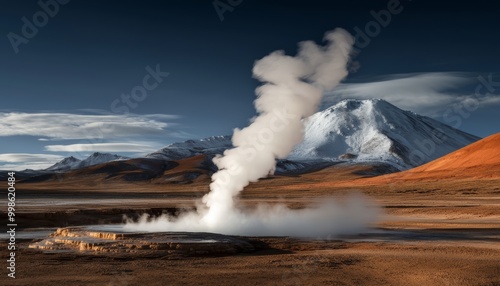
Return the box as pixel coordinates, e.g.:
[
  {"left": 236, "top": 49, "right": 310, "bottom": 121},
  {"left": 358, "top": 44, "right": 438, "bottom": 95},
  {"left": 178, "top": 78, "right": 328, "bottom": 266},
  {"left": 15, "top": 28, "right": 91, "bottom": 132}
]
[{"left": 124, "top": 28, "right": 380, "bottom": 237}]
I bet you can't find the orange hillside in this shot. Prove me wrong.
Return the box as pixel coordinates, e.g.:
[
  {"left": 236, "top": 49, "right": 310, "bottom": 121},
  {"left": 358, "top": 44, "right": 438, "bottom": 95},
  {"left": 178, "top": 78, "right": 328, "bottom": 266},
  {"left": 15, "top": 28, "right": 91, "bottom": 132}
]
[{"left": 362, "top": 132, "right": 500, "bottom": 183}]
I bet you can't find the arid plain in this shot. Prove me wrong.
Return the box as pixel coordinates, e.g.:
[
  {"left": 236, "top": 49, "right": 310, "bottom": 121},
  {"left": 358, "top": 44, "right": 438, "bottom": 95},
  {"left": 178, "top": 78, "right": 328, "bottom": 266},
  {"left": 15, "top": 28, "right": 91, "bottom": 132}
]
[{"left": 2, "top": 134, "right": 499, "bottom": 286}]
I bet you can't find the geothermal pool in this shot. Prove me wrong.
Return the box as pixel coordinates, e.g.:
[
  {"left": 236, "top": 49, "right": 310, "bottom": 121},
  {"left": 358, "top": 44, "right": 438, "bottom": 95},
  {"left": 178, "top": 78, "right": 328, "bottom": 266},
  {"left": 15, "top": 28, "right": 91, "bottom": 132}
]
[
  {"left": 26, "top": 225, "right": 500, "bottom": 257},
  {"left": 28, "top": 226, "right": 256, "bottom": 256}
]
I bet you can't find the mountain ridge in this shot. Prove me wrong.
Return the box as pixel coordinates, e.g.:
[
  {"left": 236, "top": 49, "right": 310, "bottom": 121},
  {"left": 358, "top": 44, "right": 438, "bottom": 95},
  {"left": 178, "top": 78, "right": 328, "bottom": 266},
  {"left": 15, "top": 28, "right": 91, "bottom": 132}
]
[
  {"left": 23, "top": 99, "right": 481, "bottom": 175},
  {"left": 354, "top": 132, "right": 500, "bottom": 184},
  {"left": 289, "top": 99, "right": 480, "bottom": 169},
  {"left": 145, "top": 99, "right": 480, "bottom": 170},
  {"left": 46, "top": 152, "right": 128, "bottom": 171}
]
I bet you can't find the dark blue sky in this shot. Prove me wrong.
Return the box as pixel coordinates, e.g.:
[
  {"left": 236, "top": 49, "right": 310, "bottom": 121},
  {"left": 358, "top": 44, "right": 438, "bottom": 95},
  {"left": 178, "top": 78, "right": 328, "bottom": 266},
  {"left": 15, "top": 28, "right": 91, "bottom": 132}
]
[{"left": 1, "top": 0, "right": 499, "bottom": 169}]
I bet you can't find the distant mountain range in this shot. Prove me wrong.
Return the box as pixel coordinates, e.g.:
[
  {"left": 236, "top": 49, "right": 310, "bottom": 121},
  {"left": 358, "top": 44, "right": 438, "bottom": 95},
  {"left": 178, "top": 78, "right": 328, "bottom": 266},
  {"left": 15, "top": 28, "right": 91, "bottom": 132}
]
[
  {"left": 146, "top": 136, "right": 232, "bottom": 161},
  {"left": 9, "top": 99, "right": 481, "bottom": 182},
  {"left": 46, "top": 152, "right": 128, "bottom": 171},
  {"left": 46, "top": 156, "right": 81, "bottom": 171},
  {"left": 143, "top": 99, "right": 480, "bottom": 170}
]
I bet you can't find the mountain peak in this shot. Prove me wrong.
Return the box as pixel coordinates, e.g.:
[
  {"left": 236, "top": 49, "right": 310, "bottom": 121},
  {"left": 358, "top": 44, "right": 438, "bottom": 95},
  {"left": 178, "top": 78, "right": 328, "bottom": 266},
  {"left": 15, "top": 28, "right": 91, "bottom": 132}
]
[
  {"left": 47, "top": 153, "right": 128, "bottom": 171},
  {"left": 146, "top": 136, "right": 232, "bottom": 161},
  {"left": 146, "top": 98, "right": 479, "bottom": 170},
  {"left": 327, "top": 98, "right": 404, "bottom": 114},
  {"left": 78, "top": 153, "right": 128, "bottom": 168},
  {"left": 46, "top": 156, "right": 82, "bottom": 171},
  {"left": 290, "top": 98, "right": 480, "bottom": 169},
  {"left": 63, "top": 156, "right": 79, "bottom": 161}
]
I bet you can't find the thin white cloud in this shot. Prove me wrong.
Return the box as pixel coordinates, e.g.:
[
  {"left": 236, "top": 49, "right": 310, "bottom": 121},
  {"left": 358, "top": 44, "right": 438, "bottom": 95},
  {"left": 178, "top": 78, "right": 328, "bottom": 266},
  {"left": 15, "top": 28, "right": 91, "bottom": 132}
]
[
  {"left": 323, "top": 72, "right": 500, "bottom": 117},
  {"left": 0, "top": 153, "right": 64, "bottom": 162},
  {"left": 0, "top": 163, "right": 57, "bottom": 171},
  {"left": 0, "top": 112, "right": 178, "bottom": 140},
  {"left": 481, "top": 96, "right": 500, "bottom": 105},
  {"left": 0, "top": 153, "right": 64, "bottom": 171},
  {"left": 44, "top": 143, "right": 158, "bottom": 153},
  {"left": 78, "top": 110, "right": 180, "bottom": 120}
]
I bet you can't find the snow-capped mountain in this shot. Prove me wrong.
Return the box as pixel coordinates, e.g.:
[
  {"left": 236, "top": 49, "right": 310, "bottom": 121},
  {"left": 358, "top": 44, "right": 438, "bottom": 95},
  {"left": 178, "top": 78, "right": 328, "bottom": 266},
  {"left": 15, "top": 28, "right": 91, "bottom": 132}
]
[
  {"left": 146, "top": 136, "right": 232, "bottom": 160},
  {"left": 40, "top": 99, "right": 480, "bottom": 175},
  {"left": 77, "top": 152, "right": 128, "bottom": 168},
  {"left": 289, "top": 99, "right": 480, "bottom": 169},
  {"left": 46, "top": 153, "right": 128, "bottom": 171},
  {"left": 146, "top": 99, "right": 479, "bottom": 170},
  {"left": 46, "top": 156, "right": 82, "bottom": 171}
]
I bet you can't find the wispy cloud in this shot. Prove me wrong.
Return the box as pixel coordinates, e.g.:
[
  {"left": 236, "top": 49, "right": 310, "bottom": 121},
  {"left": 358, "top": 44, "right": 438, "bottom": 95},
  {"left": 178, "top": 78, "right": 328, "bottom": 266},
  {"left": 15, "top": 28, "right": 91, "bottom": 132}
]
[
  {"left": 44, "top": 143, "right": 158, "bottom": 153},
  {"left": 0, "top": 153, "right": 64, "bottom": 162},
  {"left": 0, "top": 153, "right": 64, "bottom": 171},
  {"left": 0, "top": 112, "right": 180, "bottom": 140},
  {"left": 323, "top": 72, "right": 500, "bottom": 117}
]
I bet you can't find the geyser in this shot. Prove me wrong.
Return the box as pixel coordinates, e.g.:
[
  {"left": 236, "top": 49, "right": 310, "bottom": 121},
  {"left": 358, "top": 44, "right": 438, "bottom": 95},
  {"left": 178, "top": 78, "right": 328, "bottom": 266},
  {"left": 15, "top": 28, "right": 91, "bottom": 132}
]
[{"left": 124, "top": 28, "right": 380, "bottom": 237}]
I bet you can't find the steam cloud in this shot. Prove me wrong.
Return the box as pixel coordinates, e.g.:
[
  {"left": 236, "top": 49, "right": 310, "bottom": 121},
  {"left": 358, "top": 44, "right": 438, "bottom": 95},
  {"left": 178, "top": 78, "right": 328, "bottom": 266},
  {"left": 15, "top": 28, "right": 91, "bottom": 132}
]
[{"left": 124, "top": 28, "right": 380, "bottom": 237}]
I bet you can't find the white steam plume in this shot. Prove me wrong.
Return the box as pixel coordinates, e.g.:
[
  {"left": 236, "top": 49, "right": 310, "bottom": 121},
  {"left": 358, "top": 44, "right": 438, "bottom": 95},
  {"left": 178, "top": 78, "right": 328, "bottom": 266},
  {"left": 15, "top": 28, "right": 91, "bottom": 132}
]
[{"left": 124, "top": 28, "right": 380, "bottom": 237}]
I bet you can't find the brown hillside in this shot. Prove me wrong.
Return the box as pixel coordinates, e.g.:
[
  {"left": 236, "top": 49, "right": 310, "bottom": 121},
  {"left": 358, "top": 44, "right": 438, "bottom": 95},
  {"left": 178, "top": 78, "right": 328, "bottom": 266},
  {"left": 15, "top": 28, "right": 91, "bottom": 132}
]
[{"left": 361, "top": 132, "right": 500, "bottom": 184}]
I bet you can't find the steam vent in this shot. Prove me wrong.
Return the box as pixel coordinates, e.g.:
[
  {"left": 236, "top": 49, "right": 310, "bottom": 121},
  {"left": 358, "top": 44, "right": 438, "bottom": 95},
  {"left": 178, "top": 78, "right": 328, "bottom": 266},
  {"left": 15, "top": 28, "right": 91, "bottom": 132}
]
[{"left": 29, "top": 226, "right": 255, "bottom": 257}]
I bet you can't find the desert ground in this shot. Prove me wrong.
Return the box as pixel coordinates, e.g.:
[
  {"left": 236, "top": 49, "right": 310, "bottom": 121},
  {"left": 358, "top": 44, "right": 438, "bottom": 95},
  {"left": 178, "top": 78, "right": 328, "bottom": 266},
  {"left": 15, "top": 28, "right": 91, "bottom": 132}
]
[
  {"left": 1, "top": 164, "right": 499, "bottom": 285},
  {"left": 2, "top": 136, "right": 500, "bottom": 285}
]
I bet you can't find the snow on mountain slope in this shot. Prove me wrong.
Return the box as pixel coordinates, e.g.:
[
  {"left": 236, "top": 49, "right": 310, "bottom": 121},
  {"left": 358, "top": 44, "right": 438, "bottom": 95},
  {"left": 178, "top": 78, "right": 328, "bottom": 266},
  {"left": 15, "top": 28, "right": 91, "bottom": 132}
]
[
  {"left": 77, "top": 152, "right": 128, "bottom": 168},
  {"left": 25, "top": 99, "right": 480, "bottom": 177},
  {"left": 46, "top": 153, "right": 128, "bottom": 171},
  {"left": 143, "top": 99, "right": 480, "bottom": 171},
  {"left": 146, "top": 136, "right": 232, "bottom": 160},
  {"left": 289, "top": 99, "right": 480, "bottom": 169},
  {"left": 46, "top": 156, "right": 82, "bottom": 171}
]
